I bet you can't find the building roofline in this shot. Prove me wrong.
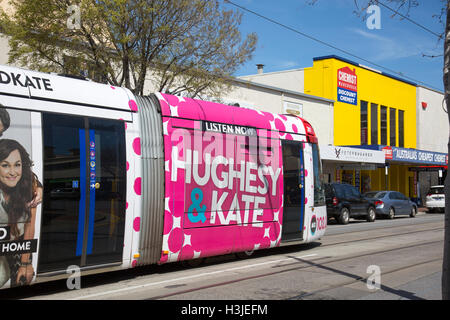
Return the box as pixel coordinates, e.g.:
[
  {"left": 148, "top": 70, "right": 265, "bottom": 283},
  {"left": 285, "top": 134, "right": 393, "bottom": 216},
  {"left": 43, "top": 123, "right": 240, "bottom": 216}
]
[
  {"left": 231, "top": 77, "right": 335, "bottom": 105},
  {"left": 313, "top": 55, "right": 417, "bottom": 87},
  {"left": 238, "top": 67, "right": 305, "bottom": 78},
  {"left": 417, "top": 84, "right": 444, "bottom": 95}
]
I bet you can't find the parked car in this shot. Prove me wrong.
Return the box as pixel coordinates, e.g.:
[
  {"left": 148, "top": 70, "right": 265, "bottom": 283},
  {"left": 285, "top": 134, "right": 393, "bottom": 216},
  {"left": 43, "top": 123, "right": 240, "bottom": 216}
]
[
  {"left": 324, "top": 183, "right": 376, "bottom": 224},
  {"left": 363, "top": 191, "right": 417, "bottom": 219},
  {"left": 425, "top": 185, "right": 445, "bottom": 213}
]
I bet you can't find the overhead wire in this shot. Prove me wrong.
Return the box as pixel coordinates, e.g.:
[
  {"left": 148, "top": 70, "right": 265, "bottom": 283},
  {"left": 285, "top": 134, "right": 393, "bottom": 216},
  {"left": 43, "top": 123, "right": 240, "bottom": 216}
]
[{"left": 376, "top": 1, "right": 443, "bottom": 40}]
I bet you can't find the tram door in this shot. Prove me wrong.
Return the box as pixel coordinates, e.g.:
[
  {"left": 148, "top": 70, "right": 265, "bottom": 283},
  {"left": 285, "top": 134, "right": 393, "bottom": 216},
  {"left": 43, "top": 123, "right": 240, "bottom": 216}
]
[
  {"left": 281, "top": 140, "right": 305, "bottom": 241},
  {"left": 38, "top": 114, "right": 126, "bottom": 273}
]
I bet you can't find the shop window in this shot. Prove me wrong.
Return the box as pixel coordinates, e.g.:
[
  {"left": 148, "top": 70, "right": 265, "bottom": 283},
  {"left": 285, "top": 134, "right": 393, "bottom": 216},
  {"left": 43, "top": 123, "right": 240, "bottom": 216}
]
[
  {"left": 370, "top": 103, "right": 378, "bottom": 145},
  {"left": 390, "top": 108, "right": 396, "bottom": 146},
  {"left": 380, "top": 106, "right": 387, "bottom": 145},
  {"left": 342, "top": 170, "right": 354, "bottom": 185},
  {"left": 360, "top": 100, "right": 368, "bottom": 145},
  {"left": 398, "top": 110, "right": 404, "bottom": 147}
]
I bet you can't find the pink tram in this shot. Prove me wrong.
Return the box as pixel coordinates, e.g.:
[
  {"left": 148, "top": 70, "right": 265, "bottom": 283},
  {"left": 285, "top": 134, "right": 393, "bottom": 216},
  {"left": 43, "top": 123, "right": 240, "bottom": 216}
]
[{"left": 0, "top": 65, "right": 326, "bottom": 289}]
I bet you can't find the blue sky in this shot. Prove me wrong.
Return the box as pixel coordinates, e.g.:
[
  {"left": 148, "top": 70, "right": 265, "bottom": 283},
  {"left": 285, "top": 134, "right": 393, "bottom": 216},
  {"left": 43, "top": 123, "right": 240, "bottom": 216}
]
[{"left": 225, "top": 0, "right": 445, "bottom": 91}]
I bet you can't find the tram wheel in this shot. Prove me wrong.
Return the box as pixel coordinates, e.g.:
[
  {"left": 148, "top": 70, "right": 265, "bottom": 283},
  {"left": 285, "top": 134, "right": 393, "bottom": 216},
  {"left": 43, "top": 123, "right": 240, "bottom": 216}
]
[
  {"left": 181, "top": 258, "right": 204, "bottom": 268},
  {"left": 236, "top": 250, "right": 254, "bottom": 259}
]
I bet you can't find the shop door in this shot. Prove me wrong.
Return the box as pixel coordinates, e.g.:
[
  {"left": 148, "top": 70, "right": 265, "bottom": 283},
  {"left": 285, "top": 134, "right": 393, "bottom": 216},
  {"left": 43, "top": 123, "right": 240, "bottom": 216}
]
[
  {"left": 38, "top": 114, "right": 126, "bottom": 273},
  {"left": 281, "top": 140, "right": 305, "bottom": 241}
]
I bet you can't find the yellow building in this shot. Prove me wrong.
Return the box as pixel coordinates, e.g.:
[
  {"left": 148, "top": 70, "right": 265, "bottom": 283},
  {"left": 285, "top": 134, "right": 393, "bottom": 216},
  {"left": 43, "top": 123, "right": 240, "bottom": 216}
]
[{"left": 305, "top": 55, "right": 419, "bottom": 197}]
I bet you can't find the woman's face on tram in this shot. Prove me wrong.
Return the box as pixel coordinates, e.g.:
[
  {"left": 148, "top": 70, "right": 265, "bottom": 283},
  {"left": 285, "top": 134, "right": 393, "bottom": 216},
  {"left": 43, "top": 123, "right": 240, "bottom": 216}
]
[{"left": 0, "top": 149, "right": 22, "bottom": 188}]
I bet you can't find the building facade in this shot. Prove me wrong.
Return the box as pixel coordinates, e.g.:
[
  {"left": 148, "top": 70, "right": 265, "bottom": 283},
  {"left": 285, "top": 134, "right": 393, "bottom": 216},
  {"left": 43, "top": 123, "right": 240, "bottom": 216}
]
[
  {"left": 238, "top": 55, "right": 448, "bottom": 202},
  {"left": 305, "top": 55, "right": 420, "bottom": 197}
]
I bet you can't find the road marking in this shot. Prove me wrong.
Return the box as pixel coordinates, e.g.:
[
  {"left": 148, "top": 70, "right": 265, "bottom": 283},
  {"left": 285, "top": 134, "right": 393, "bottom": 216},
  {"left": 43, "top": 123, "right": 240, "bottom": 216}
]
[{"left": 69, "top": 253, "right": 318, "bottom": 300}]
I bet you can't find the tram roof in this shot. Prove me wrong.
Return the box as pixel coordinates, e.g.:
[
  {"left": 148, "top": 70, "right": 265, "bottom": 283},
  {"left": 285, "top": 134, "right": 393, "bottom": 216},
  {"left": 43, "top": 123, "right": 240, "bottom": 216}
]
[
  {"left": 0, "top": 64, "right": 135, "bottom": 113},
  {"left": 156, "top": 92, "right": 311, "bottom": 137}
]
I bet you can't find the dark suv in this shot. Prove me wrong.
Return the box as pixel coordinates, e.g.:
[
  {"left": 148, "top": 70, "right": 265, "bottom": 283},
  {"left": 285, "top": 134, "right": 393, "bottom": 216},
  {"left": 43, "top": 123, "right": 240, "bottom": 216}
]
[{"left": 324, "top": 183, "right": 377, "bottom": 224}]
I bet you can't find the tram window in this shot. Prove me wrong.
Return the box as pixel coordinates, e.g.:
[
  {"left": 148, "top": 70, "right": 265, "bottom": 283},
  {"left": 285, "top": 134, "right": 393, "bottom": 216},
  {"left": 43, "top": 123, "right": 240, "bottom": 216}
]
[
  {"left": 312, "top": 144, "right": 325, "bottom": 206},
  {"left": 282, "top": 143, "right": 302, "bottom": 206},
  {"left": 241, "top": 136, "right": 258, "bottom": 155}
]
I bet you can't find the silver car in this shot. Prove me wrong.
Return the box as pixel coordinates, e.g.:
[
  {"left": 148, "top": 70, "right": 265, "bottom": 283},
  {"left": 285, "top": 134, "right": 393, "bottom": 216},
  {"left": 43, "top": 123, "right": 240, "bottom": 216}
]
[
  {"left": 425, "top": 185, "right": 445, "bottom": 213},
  {"left": 363, "top": 191, "right": 417, "bottom": 219}
]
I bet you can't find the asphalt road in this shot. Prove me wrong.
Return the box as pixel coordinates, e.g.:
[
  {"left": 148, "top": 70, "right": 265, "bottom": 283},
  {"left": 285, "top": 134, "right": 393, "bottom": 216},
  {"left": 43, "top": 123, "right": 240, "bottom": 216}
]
[{"left": 0, "top": 211, "right": 445, "bottom": 301}]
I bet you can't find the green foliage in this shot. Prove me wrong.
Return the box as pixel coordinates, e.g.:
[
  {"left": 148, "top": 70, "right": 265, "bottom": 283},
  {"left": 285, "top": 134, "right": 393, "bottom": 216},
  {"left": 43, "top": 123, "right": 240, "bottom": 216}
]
[{"left": 0, "top": 0, "right": 257, "bottom": 97}]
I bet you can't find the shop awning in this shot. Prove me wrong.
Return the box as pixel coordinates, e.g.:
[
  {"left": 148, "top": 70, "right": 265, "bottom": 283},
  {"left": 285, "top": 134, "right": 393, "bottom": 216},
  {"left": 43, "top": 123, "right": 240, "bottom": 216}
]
[
  {"left": 352, "top": 145, "right": 448, "bottom": 166},
  {"left": 319, "top": 145, "right": 385, "bottom": 164}
]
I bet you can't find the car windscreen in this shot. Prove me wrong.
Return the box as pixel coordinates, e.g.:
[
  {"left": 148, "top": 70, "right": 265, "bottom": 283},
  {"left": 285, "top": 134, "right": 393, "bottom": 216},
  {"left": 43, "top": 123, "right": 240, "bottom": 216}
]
[
  {"left": 376, "top": 192, "right": 386, "bottom": 198},
  {"left": 364, "top": 192, "right": 379, "bottom": 198},
  {"left": 364, "top": 191, "right": 385, "bottom": 198},
  {"left": 429, "top": 187, "right": 444, "bottom": 194}
]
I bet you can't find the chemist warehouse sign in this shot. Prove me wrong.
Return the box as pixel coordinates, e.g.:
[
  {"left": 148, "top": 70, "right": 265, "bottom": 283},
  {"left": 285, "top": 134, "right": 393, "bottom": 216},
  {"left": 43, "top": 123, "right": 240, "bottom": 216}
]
[{"left": 337, "top": 67, "right": 358, "bottom": 105}]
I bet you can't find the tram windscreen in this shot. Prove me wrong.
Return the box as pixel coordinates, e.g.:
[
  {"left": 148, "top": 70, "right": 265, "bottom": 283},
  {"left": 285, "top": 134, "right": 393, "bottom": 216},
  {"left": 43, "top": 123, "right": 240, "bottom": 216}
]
[{"left": 312, "top": 144, "right": 325, "bottom": 206}]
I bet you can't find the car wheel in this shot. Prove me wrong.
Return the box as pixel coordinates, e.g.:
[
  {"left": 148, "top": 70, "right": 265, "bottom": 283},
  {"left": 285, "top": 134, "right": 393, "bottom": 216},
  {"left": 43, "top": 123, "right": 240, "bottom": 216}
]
[
  {"left": 338, "top": 207, "right": 350, "bottom": 225},
  {"left": 367, "top": 207, "right": 376, "bottom": 222},
  {"left": 388, "top": 207, "right": 395, "bottom": 219},
  {"left": 410, "top": 206, "right": 416, "bottom": 218}
]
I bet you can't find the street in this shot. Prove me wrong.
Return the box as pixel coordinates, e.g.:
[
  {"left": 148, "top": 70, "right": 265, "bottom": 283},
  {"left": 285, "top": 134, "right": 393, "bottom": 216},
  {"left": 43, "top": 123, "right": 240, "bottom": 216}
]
[{"left": 0, "top": 210, "right": 444, "bottom": 300}]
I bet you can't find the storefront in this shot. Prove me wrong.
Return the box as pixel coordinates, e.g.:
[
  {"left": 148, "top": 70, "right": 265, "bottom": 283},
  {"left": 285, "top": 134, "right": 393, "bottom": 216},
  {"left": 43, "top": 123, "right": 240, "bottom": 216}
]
[
  {"left": 381, "top": 145, "right": 447, "bottom": 204},
  {"left": 345, "top": 144, "right": 447, "bottom": 203},
  {"left": 320, "top": 145, "right": 385, "bottom": 194}
]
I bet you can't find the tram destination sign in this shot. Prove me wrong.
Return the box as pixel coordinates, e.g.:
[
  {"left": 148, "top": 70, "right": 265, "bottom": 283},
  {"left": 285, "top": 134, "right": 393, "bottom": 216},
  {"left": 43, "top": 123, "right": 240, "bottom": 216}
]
[{"left": 202, "top": 121, "right": 257, "bottom": 136}]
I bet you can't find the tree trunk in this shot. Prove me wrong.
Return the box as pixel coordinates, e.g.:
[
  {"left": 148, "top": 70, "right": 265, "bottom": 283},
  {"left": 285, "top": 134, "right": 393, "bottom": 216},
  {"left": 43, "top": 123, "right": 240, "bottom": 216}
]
[{"left": 443, "top": 0, "right": 450, "bottom": 301}]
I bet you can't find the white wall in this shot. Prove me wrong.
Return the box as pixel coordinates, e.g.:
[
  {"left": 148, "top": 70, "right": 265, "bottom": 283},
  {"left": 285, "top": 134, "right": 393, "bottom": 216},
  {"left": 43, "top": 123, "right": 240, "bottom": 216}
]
[
  {"left": 416, "top": 86, "right": 448, "bottom": 153},
  {"left": 239, "top": 68, "right": 305, "bottom": 93}
]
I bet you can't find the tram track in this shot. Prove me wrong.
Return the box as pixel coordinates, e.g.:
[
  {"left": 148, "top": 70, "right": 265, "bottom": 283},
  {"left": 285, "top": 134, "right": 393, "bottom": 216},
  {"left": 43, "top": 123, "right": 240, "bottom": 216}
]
[
  {"left": 288, "top": 257, "right": 443, "bottom": 300},
  {"left": 319, "top": 225, "right": 444, "bottom": 249},
  {"left": 10, "top": 217, "right": 443, "bottom": 300},
  {"left": 149, "top": 238, "right": 443, "bottom": 300}
]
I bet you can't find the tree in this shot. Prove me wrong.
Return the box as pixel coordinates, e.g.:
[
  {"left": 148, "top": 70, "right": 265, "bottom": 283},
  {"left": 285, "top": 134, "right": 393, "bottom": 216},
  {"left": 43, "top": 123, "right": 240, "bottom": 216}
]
[{"left": 0, "top": 0, "right": 257, "bottom": 98}]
